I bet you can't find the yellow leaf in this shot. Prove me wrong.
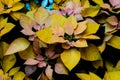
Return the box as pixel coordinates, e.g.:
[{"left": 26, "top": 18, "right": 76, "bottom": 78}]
[
  {"left": 18, "top": 45, "right": 36, "bottom": 60},
  {"left": 76, "top": 72, "right": 102, "bottom": 80},
  {"left": 2, "top": 54, "right": 16, "bottom": 73},
  {"left": 34, "top": 7, "right": 49, "bottom": 25},
  {"left": 103, "top": 71, "right": 120, "bottom": 80},
  {"left": 84, "top": 21, "right": 100, "bottom": 35},
  {"left": 51, "top": 14, "right": 67, "bottom": 28},
  {"left": 76, "top": 73, "right": 90, "bottom": 80},
  {"left": 11, "top": 2, "right": 24, "bottom": 11},
  {"left": 10, "top": 12, "right": 24, "bottom": 21},
  {"left": 0, "top": 18, "right": 8, "bottom": 30},
  {"left": 36, "top": 27, "right": 52, "bottom": 44},
  {"left": 105, "top": 61, "right": 115, "bottom": 72},
  {"left": 81, "top": 5, "right": 100, "bottom": 17},
  {"left": 74, "top": 21, "right": 87, "bottom": 35},
  {"left": 81, "top": 44, "right": 102, "bottom": 61},
  {"left": 0, "top": 23, "right": 15, "bottom": 37},
  {"left": 0, "top": 69, "right": 4, "bottom": 75},
  {"left": 98, "top": 42, "right": 106, "bottom": 53},
  {"left": 9, "top": 67, "right": 20, "bottom": 76},
  {"left": 66, "top": 15, "right": 77, "bottom": 29},
  {"left": 81, "top": 0, "right": 90, "bottom": 8},
  {"left": 0, "top": 42, "right": 9, "bottom": 59},
  {"left": 107, "top": 36, "right": 120, "bottom": 49},
  {"left": 60, "top": 49, "right": 81, "bottom": 71},
  {"left": 82, "top": 35, "right": 100, "bottom": 39},
  {"left": 5, "top": 38, "right": 30, "bottom": 55},
  {"left": 89, "top": 72, "right": 102, "bottom": 80},
  {"left": 13, "top": 71, "right": 25, "bottom": 80},
  {"left": 92, "top": 0, "right": 104, "bottom": 5},
  {"left": 72, "top": 39, "right": 88, "bottom": 48}
]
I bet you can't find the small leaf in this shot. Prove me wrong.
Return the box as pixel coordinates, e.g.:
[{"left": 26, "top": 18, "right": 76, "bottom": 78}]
[
  {"left": 13, "top": 71, "right": 25, "bottom": 80},
  {"left": 81, "top": 44, "right": 102, "bottom": 61},
  {"left": 5, "top": 37, "right": 30, "bottom": 55},
  {"left": 45, "top": 65, "right": 53, "bottom": 80},
  {"left": 103, "top": 71, "right": 120, "bottom": 80},
  {"left": 76, "top": 73, "right": 90, "bottom": 80},
  {"left": 81, "top": 5, "right": 100, "bottom": 17},
  {"left": 9, "top": 67, "right": 20, "bottom": 76},
  {"left": 0, "top": 23, "right": 15, "bottom": 37},
  {"left": 11, "top": 2, "right": 24, "bottom": 11},
  {"left": 92, "top": 60, "right": 103, "bottom": 69},
  {"left": 34, "top": 7, "right": 49, "bottom": 25},
  {"left": 89, "top": 72, "right": 102, "bottom": 80},
  {"left": 107, "top": 36, "right": 120, "bottom": 49},
  {"left": 84, "top": 21, "right": 100, "bottom": 35},
  {"left": 81, "top": 0, "right": 90, "bottom": 8},
  {"left": 24, "top": 58, "right": 39, "bottom": 65},
  {"left": 18, "top": 45, "right": 36, "bottom": 60},
  {"left": 2, "top": 54, "right": 16, "bottom": 73},
  {"left": 55, "top": 62, "right": 68, "bottom": 75},
  {"left": 115, "top": 60, "right": 120, "bottom": 70},
  {"left": 60, "top": 49, "right": 81, "bottom": 71},
  {"left": 92, "top": 0, "right": 104, "bottom": 5}
]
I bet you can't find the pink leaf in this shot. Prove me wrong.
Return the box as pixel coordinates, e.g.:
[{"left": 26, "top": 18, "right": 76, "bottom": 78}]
[
  {"left": 24, "top": 58, "right": 39, "bottom": 65},
  {"left": 36, "top": 55, "right": 44, "bottom": 61},
  {"left": 55, "top": 62, "right": 68, "bottom": 75},
  {"left": 38, "top": 61, "right": 47, "bottom": 68},
  {"left": 45, "top": 65, "right": 53, "bottom": 80},
  {"left": 109, "top": 0, "right": 120, "bottom": 7},
  {"left": 106, "top": 16, "right": 118, "bottom": 26}
]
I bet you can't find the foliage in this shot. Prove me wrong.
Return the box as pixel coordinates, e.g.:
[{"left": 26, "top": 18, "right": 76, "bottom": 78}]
[{"left": 0, "top": 0, "right": 120, "bottom": 80}]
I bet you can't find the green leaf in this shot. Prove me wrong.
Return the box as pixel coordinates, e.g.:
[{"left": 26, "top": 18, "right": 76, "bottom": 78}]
[
  {"left": 60, "top": 49, "right": 81, "bottom": 71},
  {"left": 13, "top": 71, "right": 25, "bottom": 80},
  {"left": 9, "top": 67, "right": 20, "bottom": 76},
  {"left": 80, "top": 44, "right": 102, "bottom": 61},
  {"left": 81, "top": 5, "right": 100, "bottom": 17},
  {"left": 84, "top": 21, "right": 100, "bottom": 35},
  {"left": 107, "top": 36, "right": 120, "bottom": 49},
  {"left": 4, "top": 37, "right": 30, "bottom": 55},
  {"left": 2, "top": 54, "right": 16, "bottom": 73},
  {"left": 0, "top": 42, "right": 9, "bottom": 59}
]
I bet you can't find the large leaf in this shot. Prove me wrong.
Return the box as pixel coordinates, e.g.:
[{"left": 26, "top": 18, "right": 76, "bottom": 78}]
[
  {"left": 18, "top": 45, "right": 36, "bottom": 60},
  {"left": 84, "top": 21, "right": 100, "bottom": 35},
  {"left": 103, "top": 71, "right": 120, "bottom": 80},
  {"left": 34, "top": 7, "right": 49, "bottom": 25},
  {"left": 4, "top": 38, "right": 30, "bottom": 55},
  {"left": 80, "top": 44, "right": 102, "bottom": 61},
  {"left": 2, "top": 54, "right": 16, "bottom": 73},
  {"left": 60, "top": 49, "right": 81, "bottom": 71},
  {"left": 81, "top": 5, "right": 100, "bottom": 17},
  {"left": 36, "top": 27, "right": 66, "bottom": 44},
  {"left": 107, "top": 36, "right": 120, "bottom": 49},
  {"left": 13, "top": 71, "right": 25, "bottom": 80}
]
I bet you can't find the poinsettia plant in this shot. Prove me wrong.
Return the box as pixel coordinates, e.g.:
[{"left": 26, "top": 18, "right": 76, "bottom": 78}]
[{"left": 0, "top": 0, "right": 120, "bottom": 80}]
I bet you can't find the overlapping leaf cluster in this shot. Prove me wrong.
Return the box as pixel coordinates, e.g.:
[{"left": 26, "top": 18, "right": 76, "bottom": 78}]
[{"left": 0, "top": 0, "right": 120, "bottom": 80}]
